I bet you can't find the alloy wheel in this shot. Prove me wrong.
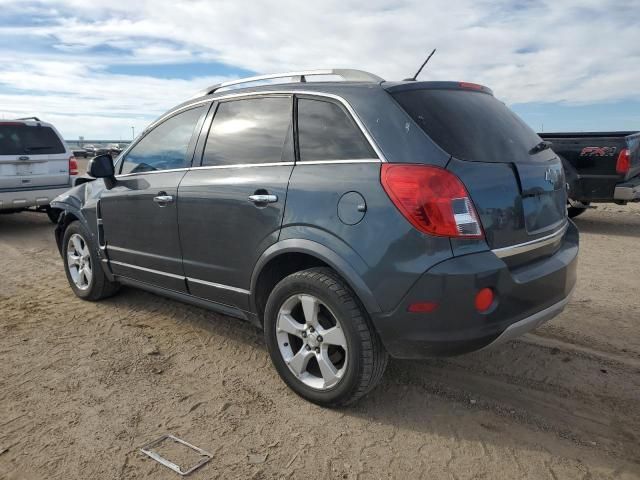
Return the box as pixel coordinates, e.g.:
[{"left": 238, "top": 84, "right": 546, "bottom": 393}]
[
  {"left": 276, "top": 294, "right": 348, "bottom": 390},
  {"left": 66, "top": 233, "right": 93, "bottom": 290}
]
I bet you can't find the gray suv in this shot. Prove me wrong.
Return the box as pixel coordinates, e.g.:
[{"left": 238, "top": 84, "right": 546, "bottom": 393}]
[{"left": 52, "top": 70, "right": 578, "bottom": 406}]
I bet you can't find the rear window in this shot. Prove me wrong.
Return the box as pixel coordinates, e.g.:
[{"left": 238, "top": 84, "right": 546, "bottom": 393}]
[
  {"left": 391, "top": 89, "right": 541, "bottom": 163},
  {"left": 0, "top": 124, "right": 65, "bottom": 155}
]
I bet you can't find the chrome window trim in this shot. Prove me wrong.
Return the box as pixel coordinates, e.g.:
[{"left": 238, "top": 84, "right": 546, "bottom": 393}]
[
  {"left": 116, "top": 167, "right": 190, "bottom": 178},
  {"left": 187, "top": 277, "right": 250, "bottom": 295},
  {"left": 150, "top": 90, "right": 386, "bottom": 163},
  {"left": 190, "top": 162, "right": 295, "bottom": 171},
  {"left": 115, "top": 158, "right": 382, "bottom": 178},
  {"left": 296, "top": 159, "right": 380, "bottom": 165},
  {"left": 491, "top": 223, "right": 569, "bottom": 258}
]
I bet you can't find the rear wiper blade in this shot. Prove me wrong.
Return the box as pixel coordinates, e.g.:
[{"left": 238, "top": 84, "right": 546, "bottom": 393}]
[
  {"left": 24, "top": 146, "right": 54, "bottom": 152},
  {"left": 529, "top": 140, "right": 553, "bottom": 155}
]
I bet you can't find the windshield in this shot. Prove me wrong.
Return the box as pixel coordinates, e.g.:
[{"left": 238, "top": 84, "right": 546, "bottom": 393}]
[
  {"left": 391, "top": 89, "right": 542, "bottom": 163},
  {"left": 0, "top": 125, "right": 65, "bottom": 155}
]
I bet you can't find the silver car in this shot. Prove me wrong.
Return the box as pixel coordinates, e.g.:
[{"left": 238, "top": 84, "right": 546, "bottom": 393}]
[{"left": 0, "top": 117, "right": 78, "bottom": 222}]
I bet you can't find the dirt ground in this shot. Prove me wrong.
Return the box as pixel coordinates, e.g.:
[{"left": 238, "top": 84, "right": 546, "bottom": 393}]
[{"left": 1, "top": 204, "right": 639, "bottom": 480}]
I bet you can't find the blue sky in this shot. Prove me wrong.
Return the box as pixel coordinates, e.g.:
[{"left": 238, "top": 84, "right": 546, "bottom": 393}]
[{"left": 0, "top": 0, "right": 638, "bottom": 139}]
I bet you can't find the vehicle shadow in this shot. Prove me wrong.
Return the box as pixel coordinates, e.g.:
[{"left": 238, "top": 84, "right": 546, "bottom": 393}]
[
  {"left": 103, "top": 286, "right": 640, "bottom": 467},
  {"left": 0, "top": 212, "right": 55, "bottom": 247},
  {"left": 573, "top": 208, "right": 640, "bottom": 238}
]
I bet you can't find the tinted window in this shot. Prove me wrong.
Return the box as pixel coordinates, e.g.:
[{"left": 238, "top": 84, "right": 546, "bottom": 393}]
[
  {"left": 121, "top": 106, "right": 205, "bottom": 174},
  {"left": 297, "top": 98, "right": 375, "bottom": 161},
  {"left": 202, "top": 97, "right": 291, "bottom": 166},
  {"left": 391, "top": 89, "right": 542, "bottom": 164},
  {"left": 0, "top": 125, "right": 65, "bottom": 155}
]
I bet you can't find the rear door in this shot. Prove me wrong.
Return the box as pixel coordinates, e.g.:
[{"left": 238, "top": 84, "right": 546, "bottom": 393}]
[
  {"left": 389, "top": 86, "right": 567, "bottom": 253},
  {"left": 99, "top": 105, "right": 207, "bottom": 292},
  {"left": 178, "top": 95, "right": 294, "bottom": 310},
  {"left": 0, "top": 121, "right": 69, "bottom": 190}
]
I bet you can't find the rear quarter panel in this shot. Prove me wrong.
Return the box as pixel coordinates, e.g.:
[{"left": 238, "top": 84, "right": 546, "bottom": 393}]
[{"left": 280, "top": 162, "right": 453, "bottom": 312}]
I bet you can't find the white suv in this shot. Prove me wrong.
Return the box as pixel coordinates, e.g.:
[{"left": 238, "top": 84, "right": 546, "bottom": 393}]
[{"left": 0, "top": 117, "right": 78, "bottom": 222}]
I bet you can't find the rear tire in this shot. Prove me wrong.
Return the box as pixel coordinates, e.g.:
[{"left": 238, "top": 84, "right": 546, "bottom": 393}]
[
  {"left": 264, "top": 267, "right": 388, "bottom": 407},
  {"left": 62, "top": 221, "right": 120, "bottom": 301}
]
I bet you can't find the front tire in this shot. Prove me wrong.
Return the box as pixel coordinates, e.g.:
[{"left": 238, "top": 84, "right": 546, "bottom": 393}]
[
  {"left": 62, "top": 221, "right": 119, "bottom": 301},
  {"left": 264, "top": 268, "right": 388, "bottom": 407}
]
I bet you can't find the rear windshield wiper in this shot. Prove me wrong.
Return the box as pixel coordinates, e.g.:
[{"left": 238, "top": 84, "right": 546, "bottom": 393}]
[
  {"left": 24, "top": 146, "right": 54, "bottom": 152},
  {"left": 529, "top": 140, "right": 553, "bottom": 155}
]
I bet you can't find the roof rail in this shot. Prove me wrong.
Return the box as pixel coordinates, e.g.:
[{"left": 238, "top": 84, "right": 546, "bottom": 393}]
[
  {"left": 16, "top": 116, "right": 41, "bottom": 122},
  {"left": 192, "top": 69, "right": 384, "bottom": 98}
]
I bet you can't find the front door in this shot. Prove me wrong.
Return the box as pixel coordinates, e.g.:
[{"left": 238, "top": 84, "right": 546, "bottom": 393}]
[
  {"left": 100, "top": 105, "right": 207, "bottom": 292},
  {"left": 178, "top": 95, "right": 294, "bottom": 310}
]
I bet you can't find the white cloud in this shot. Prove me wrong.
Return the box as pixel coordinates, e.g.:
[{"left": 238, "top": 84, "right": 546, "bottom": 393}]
[{"left": 0, "top": 0, "right": 638, "bottom": 138}]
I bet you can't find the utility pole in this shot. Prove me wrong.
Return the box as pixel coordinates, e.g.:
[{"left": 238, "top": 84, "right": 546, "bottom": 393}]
[{"left": 131, "top": 126, "right": 135, "bottom": 140}]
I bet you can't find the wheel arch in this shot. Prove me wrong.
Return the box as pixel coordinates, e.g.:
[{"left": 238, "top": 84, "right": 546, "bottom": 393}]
[{"left": 250, "top": 239, "right": 381, "bottom": 323}]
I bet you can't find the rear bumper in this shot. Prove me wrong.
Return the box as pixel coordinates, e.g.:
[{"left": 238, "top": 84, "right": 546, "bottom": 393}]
[
  {"left": 613, "top": 176, "right": 640, "bottom": 201},
  {"left": 479, "top": 286, "right": 574, "bottom": 350},
  {"left": 0, "top": 184, "right": 72, "bottom": 211},
  {"left": 371, "top": 221, "right": 579, "bottom": 359}
]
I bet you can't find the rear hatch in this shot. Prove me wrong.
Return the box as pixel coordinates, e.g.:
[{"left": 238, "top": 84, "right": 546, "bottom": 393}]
[
  {"left": 0, "top": 121, "right": 70, "bottom": 190},
  {"left": 388, "top": 83, "right": 567, "bottom": 252}
]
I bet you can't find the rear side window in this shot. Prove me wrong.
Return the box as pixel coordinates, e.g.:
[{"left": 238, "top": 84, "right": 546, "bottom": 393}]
[
  {"left": 0, "top": 125, "right": 65, "bottom": 155},
  {"left": 391, "top": 89, "right": 541, "bottom": 163},
  {"left": 202, "top": 97, "right": 292, "bottom": 166},
  {"left": 120, "top": 106, "right": 205, "bottom": 174},
  {"left": 297, "top": 98, "right": 375, "bottom": 161}
]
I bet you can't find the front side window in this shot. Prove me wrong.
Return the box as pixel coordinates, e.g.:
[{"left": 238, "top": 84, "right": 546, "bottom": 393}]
[
  {"left": 202, "top": 96, "right": 292, "bottom": 166},
  {"left": 120, "top": 106, "right": 205, "bottom": 174},
  {"left": 297, "top": 98, "right": 375, "bottom": 161}
]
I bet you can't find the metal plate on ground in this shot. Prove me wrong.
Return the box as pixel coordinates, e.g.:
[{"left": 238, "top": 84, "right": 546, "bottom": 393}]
[{"left": 140, "top": 434, "right": 212, "bottom": 476}]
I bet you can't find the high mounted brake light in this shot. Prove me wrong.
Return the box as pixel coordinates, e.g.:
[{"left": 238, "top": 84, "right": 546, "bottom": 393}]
[
  {"left": 616, "top": 148, "right": 630, "bottom": 175},
  {"left": 459, "top": 82, "right": 484, "bottom": 91},
  {"left": 381, "top": 164, "right": 484, "bottom": 238}
]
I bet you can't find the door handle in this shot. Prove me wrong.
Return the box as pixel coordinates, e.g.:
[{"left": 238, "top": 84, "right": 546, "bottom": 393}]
[
  {"left": 153, "top": 194, "right": 174, "bottom": 206},
  {"left": 248, "top": 194, "right": 278, "bottom": 204}
]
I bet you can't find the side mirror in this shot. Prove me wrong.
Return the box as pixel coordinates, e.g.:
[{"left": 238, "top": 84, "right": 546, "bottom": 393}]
[{"left": 88, "top": 154, "right": 117, "bottom": 189}]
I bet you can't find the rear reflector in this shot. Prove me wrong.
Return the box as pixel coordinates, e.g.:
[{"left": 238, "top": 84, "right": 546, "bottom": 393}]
[
  {"left": 69, "top": 156, "right": 78, "bottom": 176},
  {"left": 475, "top": 288, "right": 494, "bottom": 313},
  {"left": 381, "top": 164, "right": 483, "bottom": 238},
  {"left": 616, "top": 148, "right": 630, "bottom": 175},
  {"left": 407, "top": 301, "right": 439, "bottom": 313}
]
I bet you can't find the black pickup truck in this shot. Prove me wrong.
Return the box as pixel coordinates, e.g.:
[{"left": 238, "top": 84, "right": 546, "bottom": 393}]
[{"left": 539, "top": 131, "right": 640, "bottom": 217}]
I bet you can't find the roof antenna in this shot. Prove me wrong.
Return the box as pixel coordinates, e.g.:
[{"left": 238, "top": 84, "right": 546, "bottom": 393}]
[{"left": 404, "top": 49, "right": 436, "bottom": 81}]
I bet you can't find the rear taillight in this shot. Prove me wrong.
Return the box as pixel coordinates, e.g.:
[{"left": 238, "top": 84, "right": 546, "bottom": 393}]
[
  {"left": 616, "top": 148, "right": 630, "bottom": 175},
  {"left": 381, "top": 164, "right": 483, "bottom": 238},
  {"left": 69, "top": 156, "right": 78, "bottom": 176}
]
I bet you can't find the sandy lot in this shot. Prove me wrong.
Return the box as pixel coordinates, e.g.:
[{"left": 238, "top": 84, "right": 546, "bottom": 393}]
[{"left": 1, "top": 204, "right": 639, "bottom": 479}]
